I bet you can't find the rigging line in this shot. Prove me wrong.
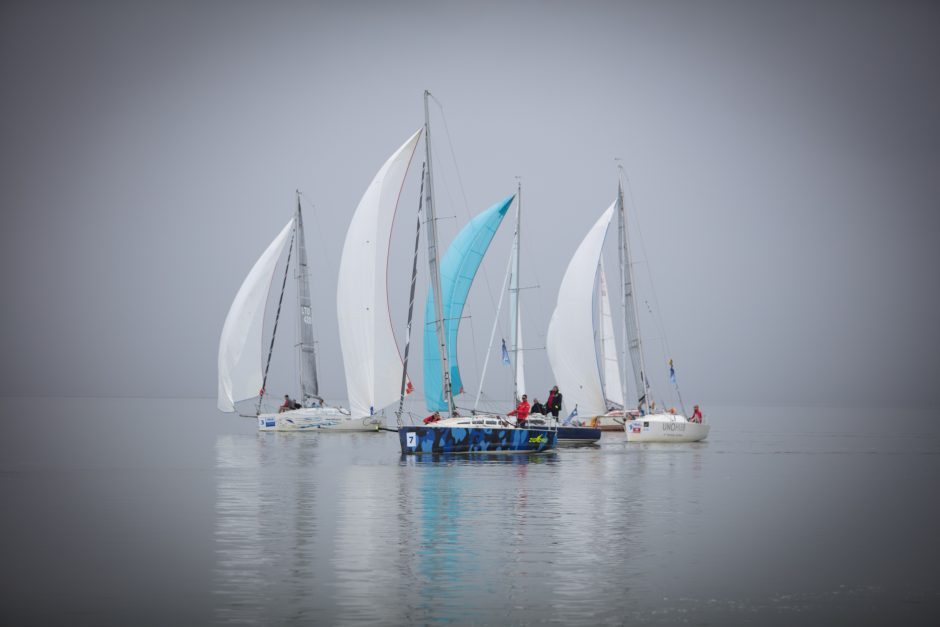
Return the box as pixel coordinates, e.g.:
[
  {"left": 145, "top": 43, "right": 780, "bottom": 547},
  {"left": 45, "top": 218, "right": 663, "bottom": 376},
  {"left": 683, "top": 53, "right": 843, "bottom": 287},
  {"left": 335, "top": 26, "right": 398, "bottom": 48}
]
[
  {"left": 296, "top": 191, "right": 330, "bottom": 350},
  {"left": 397, "top": 163, "right": 426, "bottom": 424},
  {"left": 257, "top": 227, "right": 296, "bottom": 414},
  {"left": 297, "top": 190, "right": 338, "bottom": 282},
  {"left": 474, "top": 240, "right": 515, "bottom": 410},
  {"left": 428, "top": 101, "right": 508, "bottom": 408},
  {"left": 622, "top": 175, "right": 674, "bottom": 360},
  {"left": 623, "top": 175, "right": 681, "bottom": 409},
  {"left": 430, "top": 97, "right": 502, "bottom": 322}
]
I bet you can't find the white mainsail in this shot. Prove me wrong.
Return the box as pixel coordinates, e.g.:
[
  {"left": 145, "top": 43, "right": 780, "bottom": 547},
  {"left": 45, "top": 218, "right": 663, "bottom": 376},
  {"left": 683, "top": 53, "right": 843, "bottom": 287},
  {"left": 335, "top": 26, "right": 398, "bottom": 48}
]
[
  {"left": 217, "top": 220, "right": 294, "bottom": 412},
  {"left": 337, "top": 129, "right": 421, "bottom": 418},
  {"left": 598, "top": 259, "right": 623, "bottom": 407},
  {"left": 546, "top": 203, "right": 616, "bottom": 418}
]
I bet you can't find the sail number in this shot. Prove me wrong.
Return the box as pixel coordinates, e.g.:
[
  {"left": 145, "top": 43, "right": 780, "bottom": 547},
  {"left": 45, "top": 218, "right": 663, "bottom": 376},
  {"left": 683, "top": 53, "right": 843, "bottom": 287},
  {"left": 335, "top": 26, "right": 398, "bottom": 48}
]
[
  {"left": 302, "top": 306, "right": 312, "bottom": 325},
  {"left": 406, "top": 432, "right": 416, "bottom": 448}
]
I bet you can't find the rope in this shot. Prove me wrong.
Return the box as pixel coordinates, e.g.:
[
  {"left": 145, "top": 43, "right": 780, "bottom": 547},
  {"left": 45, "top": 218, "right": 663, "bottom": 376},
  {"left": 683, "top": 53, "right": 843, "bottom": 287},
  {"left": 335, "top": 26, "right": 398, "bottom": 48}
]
[
  {"left": 257, "top": 227, "right": 296, "bottom": 414},
  {"left": 623, "top": 174, "right": 686, "bottom": 414},
  {"left": 430, "top": 97, "right": 502, "bottom": 390},
  {"left": 397, "top": 164, "right": 426, "bottom": 426}
]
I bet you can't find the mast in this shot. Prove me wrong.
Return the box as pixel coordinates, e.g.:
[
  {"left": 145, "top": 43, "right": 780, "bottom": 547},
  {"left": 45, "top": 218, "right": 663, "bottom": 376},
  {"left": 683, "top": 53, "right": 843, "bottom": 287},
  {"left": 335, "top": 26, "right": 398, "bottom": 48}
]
[
  {"left": 509, "top": 180, "right": 522, "bottom": 404},
  {"left": 423, "top": 90, "right": 457, "bottom": 415},
  {"left": 294, "top": 192, "right": 320, "bottom": 405},
  {"left": 397, "top": 163, "right": 426, "bottom": 423},
  {"left": 597, "top": 259, "right": 622, "bottom": 409},
  {"left": 617, "top": 171, "right": 650, "bottom": 413},
  {"left": 596, "top": 261, "right": 607, "bottom": 403}
]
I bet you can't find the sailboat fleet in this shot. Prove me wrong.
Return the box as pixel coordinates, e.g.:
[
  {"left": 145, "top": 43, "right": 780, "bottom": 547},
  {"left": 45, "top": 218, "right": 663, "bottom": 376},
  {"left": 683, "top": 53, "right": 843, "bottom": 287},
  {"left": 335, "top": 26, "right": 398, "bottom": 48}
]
[{"left": 217, "top": 92, "right": 709, "bottom": 449}]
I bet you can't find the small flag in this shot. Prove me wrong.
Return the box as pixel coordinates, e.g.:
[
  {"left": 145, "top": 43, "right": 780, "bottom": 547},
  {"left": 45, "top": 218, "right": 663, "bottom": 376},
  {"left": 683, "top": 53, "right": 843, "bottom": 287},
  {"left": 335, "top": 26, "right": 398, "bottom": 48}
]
[
  {"left": 563, "top": 405, "right": 578, "bottom": 425},
  {"left": 501, "top": 339, "right": 510, "bottom": 365},
  {"left": 669, "top": 358, "right": 677, "bottom": 385},
  {"left": 405, "top": 379, "right": 414, "bottom": 395}
]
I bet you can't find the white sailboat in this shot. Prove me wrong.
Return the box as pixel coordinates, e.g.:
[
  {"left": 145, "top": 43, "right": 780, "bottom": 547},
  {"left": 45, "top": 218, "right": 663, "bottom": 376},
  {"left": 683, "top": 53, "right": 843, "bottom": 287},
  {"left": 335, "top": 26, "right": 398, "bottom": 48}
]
[
  {"left": 217, "top": 131, "right": 422, "bottom": 431},
  {"left": 546, "top": 177, "right": 709, "bottom": 442}
]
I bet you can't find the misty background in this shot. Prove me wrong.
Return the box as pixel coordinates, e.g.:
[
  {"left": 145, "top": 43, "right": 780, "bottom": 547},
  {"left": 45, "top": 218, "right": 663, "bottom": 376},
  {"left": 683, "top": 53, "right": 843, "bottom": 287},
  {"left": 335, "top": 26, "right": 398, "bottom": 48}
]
[{"left": 2, "top": 0, "right": 938, "bottom": 409}]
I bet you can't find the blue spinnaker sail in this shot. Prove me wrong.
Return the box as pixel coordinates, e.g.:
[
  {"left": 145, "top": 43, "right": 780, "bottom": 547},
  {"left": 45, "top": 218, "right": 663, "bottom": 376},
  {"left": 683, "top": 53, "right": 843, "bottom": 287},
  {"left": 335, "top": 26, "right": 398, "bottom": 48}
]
[{"left": 423, "top": 195, "right": 514, "bottom": 411}]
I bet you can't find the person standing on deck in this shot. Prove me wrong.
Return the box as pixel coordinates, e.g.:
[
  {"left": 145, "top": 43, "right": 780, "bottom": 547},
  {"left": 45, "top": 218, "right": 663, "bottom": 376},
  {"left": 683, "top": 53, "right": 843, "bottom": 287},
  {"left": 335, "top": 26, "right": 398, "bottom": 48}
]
[
  {"left": 546, "top": 386, "right": 563, "bottom": 418},
  {"left": 507, "top": 394, "right": 531, "bottom": 427},
  {"left": 690, "top": 405, "right": 703, "bottom": 423}
]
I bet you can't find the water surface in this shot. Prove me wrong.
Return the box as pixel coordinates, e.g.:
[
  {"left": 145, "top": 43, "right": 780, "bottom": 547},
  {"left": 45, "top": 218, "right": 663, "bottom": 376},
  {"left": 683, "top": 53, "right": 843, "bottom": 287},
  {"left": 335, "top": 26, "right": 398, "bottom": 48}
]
[{"left": 1, "top": 398, "right": 937, "bottom": 625}]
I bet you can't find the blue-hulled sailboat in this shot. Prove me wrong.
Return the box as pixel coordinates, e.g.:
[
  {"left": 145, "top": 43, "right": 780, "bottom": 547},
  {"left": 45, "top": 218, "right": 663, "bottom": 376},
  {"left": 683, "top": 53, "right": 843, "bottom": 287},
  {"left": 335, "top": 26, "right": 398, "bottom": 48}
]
[{"left": 398, "top": 91, "right": 557, "bottom": 455}]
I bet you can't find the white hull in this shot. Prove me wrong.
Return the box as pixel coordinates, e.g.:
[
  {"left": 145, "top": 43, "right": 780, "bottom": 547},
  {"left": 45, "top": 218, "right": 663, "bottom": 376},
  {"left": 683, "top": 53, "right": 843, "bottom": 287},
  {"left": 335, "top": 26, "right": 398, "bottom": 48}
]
[
  {"left": 624, "top": 413, "right": 709, "bottom": 442},
  {"left": 257, "top": 407, "right": 382, "bottom": 432}
]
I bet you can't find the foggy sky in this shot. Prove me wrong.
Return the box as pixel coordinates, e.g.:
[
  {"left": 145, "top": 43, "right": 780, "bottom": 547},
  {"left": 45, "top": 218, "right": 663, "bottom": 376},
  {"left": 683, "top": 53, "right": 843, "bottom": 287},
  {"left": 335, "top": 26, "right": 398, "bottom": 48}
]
[{"left": 1, "top": 0, "right": 938, "bottom": 407}]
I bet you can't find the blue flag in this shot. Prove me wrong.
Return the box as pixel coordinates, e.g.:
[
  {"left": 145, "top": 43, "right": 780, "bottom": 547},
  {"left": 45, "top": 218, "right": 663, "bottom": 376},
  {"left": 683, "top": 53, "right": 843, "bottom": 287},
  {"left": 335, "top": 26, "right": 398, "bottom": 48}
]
[
  {"left": 563, "top": 405, "right": 578, "bottom": 425},
  {"left": 501, "top": 339, "right": 510, "bottom": 365},
  {"left": 669, "top": 358, "right": 677, "bottom": 385}
]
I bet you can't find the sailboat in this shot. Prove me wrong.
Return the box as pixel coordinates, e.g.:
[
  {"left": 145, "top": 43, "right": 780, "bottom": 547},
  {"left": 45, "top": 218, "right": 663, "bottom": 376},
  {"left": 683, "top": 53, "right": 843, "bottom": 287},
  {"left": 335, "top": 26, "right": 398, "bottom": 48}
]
[
  {"left": 217, "top": 131, "right": 422, "bottom": 431},
  {"left": 398, "top": 91, "right": 557, "bottom": 455},
  {"left": 484, "top": 181, "right": 600, "bottom": 446},
  {"left": 546, "top": 177, "right": 709, "bottom": 443}
]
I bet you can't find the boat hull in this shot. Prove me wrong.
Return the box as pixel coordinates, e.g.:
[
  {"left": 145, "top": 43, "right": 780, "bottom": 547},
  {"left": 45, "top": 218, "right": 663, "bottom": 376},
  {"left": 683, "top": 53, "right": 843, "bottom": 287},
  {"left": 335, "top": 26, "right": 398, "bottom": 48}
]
[
  {"left": 258, "top": 407, "right": 381, "bottom": 432},
  {"left": 556, "top": 426, "right": 602, "bottom": 445},
  {"left": 624, "top": 417, "right": 709, "bottom": 442},
  {"left": 399, "top": 426, "right": 557, "bottom": 454},
  {"left": 593, "top": 416, "right": 625, "bottom": 432}
]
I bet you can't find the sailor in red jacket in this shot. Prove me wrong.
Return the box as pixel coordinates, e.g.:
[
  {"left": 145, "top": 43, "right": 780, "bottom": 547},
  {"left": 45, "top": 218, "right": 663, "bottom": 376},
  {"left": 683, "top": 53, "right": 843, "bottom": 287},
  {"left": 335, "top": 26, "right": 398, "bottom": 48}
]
[{"left": 507, "top": 394, "right": 531, "bottom": 427}]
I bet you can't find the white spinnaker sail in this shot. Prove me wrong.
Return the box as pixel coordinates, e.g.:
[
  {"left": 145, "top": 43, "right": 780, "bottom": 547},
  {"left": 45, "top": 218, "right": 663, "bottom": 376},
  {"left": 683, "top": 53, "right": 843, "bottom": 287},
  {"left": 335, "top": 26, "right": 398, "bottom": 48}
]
[
  {"left": 598, "top": 260, "right": 623, "bottom": 407},
  {"left": 337, "top": 130, "right": 421, "bottom": 418},
  {"left": 546, "top": 203, "right": 615, "bottom": 418},
  {"left": 218, "top": 219, "right": 294, "bottom": 412}
]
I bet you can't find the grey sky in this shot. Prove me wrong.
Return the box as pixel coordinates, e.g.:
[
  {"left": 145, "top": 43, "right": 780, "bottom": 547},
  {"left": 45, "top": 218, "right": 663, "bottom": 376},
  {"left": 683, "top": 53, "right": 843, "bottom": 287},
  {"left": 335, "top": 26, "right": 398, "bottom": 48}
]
[{"left": 1, "top": 0, "right": 937, "bottom": 407}]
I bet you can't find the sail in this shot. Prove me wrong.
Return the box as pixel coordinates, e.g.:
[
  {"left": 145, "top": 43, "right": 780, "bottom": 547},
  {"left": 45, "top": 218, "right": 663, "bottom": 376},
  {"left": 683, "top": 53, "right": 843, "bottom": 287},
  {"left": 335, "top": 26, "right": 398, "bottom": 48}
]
[
  {"left": 546, "top": 203, "right": 615, "bottom": 418},
  {"left": 423, "top": 195, "right": 514, "bottom": 411},
  {"left": 598, "top": 260, "right": 623, "bottom": 407},
  {"left": 294, "top": 200, "right": 319, "bottom": 402},
  {"left": 218, "top": 219, "right": 295, "bottom": 412},
  {"left": 337, "top": 129, "right": 422, "bottom": 418}
]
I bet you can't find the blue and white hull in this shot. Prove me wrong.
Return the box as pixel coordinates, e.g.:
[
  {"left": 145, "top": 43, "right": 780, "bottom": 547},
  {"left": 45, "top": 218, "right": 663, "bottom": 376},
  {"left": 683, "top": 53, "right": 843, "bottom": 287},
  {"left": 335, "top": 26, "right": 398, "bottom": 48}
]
[
  {"left": 555, "top": 426, "right": 602, "bottom": 445},
  {"left": 399, "top": 425, "right": 556, "bottom": 454}
]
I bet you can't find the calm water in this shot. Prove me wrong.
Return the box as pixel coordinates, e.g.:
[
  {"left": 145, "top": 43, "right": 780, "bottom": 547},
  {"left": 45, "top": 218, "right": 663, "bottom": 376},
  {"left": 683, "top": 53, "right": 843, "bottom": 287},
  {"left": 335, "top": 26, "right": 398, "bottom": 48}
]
[{"left": 1, "top": 398, "right": 938, "bottom": 625}]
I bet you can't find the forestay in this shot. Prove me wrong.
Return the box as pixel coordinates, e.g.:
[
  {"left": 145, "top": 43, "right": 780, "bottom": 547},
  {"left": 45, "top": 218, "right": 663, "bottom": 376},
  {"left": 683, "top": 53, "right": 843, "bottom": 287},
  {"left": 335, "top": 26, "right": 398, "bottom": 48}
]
[
  {"left": 217, "top": 220, "right": 294, "bottom": 412},
  {"left": 337, "top": 130, "right": 421, "bottom": 418},
  {"left": 546, "top": 203, "right": 615, "bottom": 418}
]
